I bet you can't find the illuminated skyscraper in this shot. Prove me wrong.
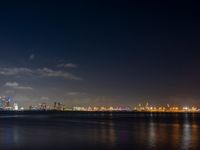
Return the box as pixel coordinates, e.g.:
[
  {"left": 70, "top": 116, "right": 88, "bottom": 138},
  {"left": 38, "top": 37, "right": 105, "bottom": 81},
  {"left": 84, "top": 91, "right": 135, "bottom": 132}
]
[{"left": 14, "top": 102, "right": 19, "bottom": 111}]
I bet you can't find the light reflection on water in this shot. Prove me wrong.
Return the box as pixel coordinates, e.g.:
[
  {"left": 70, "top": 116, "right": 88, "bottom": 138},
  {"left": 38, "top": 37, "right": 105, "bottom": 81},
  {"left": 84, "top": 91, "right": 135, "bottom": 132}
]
[{"left": 0, "top": 113, "right": 199, "bottom": 150}]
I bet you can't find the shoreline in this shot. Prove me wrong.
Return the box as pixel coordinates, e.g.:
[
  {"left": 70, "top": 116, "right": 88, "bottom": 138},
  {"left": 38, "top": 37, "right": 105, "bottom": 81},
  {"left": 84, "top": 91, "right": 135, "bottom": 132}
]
[{"left": 0, "top": 110, "right": 199, "bottom": 115}]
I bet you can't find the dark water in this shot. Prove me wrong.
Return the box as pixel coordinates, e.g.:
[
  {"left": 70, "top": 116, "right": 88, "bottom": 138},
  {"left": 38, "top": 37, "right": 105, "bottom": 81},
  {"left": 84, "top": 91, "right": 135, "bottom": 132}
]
[{"left": 0, "top": 112, "right": 200, "bottom": 150}]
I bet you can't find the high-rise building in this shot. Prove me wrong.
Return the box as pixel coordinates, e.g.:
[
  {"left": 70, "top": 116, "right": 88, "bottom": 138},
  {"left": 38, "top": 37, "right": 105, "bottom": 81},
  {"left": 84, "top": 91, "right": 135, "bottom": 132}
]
[
  {"left": 0, "top": 96, "right": 11, "bottom": 110},
  {"left": 54, "top": 102, "right": 57, "bottom": 110},
  {"left": 14, "top": 102, "right": 19, "bottom": 111}
]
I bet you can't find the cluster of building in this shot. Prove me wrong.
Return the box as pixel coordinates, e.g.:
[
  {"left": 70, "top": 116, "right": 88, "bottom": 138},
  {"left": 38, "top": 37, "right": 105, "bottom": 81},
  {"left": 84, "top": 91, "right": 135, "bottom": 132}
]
[
  {"left": 0, "top": 96, "right": 19, "bottom": 110},
  {"left": 0, "top": 96, "right": 200, "bottom": 113},
  {"left": 73, "top": 106, "right": 131, "bottom": 111},
  {"left": 29, "top": 102, "right": 65, "bottom": 111},
  {"left": 0, "top": 96, "right": 66, "bottom": 111},
  {"left": 133, "top": 102, "right": 200, "bottom": 112}
]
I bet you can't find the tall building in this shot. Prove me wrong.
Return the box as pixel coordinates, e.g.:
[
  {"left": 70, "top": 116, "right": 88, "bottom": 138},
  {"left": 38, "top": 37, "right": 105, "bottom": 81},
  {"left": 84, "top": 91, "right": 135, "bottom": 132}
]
[
  {"left": 13, "top": 102, "right": 19, "bottom": 111},
  {"left": 54, "top": 102, "right": 57, "bottom": 110},
  {"left": 0, "top": 98, "right": 4, "bottom": 109},
  {"left": 0, "top": 96, "right": 12, "bottom": 110}
]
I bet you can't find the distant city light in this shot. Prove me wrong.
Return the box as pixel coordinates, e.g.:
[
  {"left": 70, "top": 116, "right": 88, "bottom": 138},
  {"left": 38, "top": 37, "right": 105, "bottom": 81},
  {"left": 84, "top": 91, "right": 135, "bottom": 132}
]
[{"left": 0, "top": 96, "right": 199, "bottom": 112}]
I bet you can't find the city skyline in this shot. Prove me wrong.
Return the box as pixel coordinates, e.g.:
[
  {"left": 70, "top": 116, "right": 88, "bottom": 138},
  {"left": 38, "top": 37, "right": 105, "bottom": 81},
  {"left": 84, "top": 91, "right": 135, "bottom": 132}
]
[
  {"left": 0, "top": 1, "right": 200, "bottom": 107},
  {"left": 0, "top": 95, "right": 199, "bottom": 113}
]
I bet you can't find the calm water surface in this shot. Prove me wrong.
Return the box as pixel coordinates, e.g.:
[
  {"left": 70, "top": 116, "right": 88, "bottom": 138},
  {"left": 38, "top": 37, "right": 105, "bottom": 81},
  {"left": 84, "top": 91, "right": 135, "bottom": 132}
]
[{"left": 0, "top": 112, "right": 199, "bottom": 150}]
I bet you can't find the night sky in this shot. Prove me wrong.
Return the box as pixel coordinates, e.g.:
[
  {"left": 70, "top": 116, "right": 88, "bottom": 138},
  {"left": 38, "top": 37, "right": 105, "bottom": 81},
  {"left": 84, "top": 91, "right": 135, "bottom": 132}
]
[{"left": 0, "top": 1, "right": 200, "bottom": 107}]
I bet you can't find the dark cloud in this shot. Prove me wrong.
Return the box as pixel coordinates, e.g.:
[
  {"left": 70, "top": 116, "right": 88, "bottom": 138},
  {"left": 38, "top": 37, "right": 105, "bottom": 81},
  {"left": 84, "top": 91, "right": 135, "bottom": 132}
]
[
  {"left": 58, "top": 63, "right": 77, "bottom": 68},
  {"left": 0, "top": 67, "right": 81, "bottom": 80}
]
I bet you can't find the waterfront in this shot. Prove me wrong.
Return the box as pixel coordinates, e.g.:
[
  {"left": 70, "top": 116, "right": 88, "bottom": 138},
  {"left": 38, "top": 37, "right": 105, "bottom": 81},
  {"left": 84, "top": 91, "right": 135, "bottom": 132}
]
[{"left": 0, "top": 112, "right": 200, "bottom": 150}]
